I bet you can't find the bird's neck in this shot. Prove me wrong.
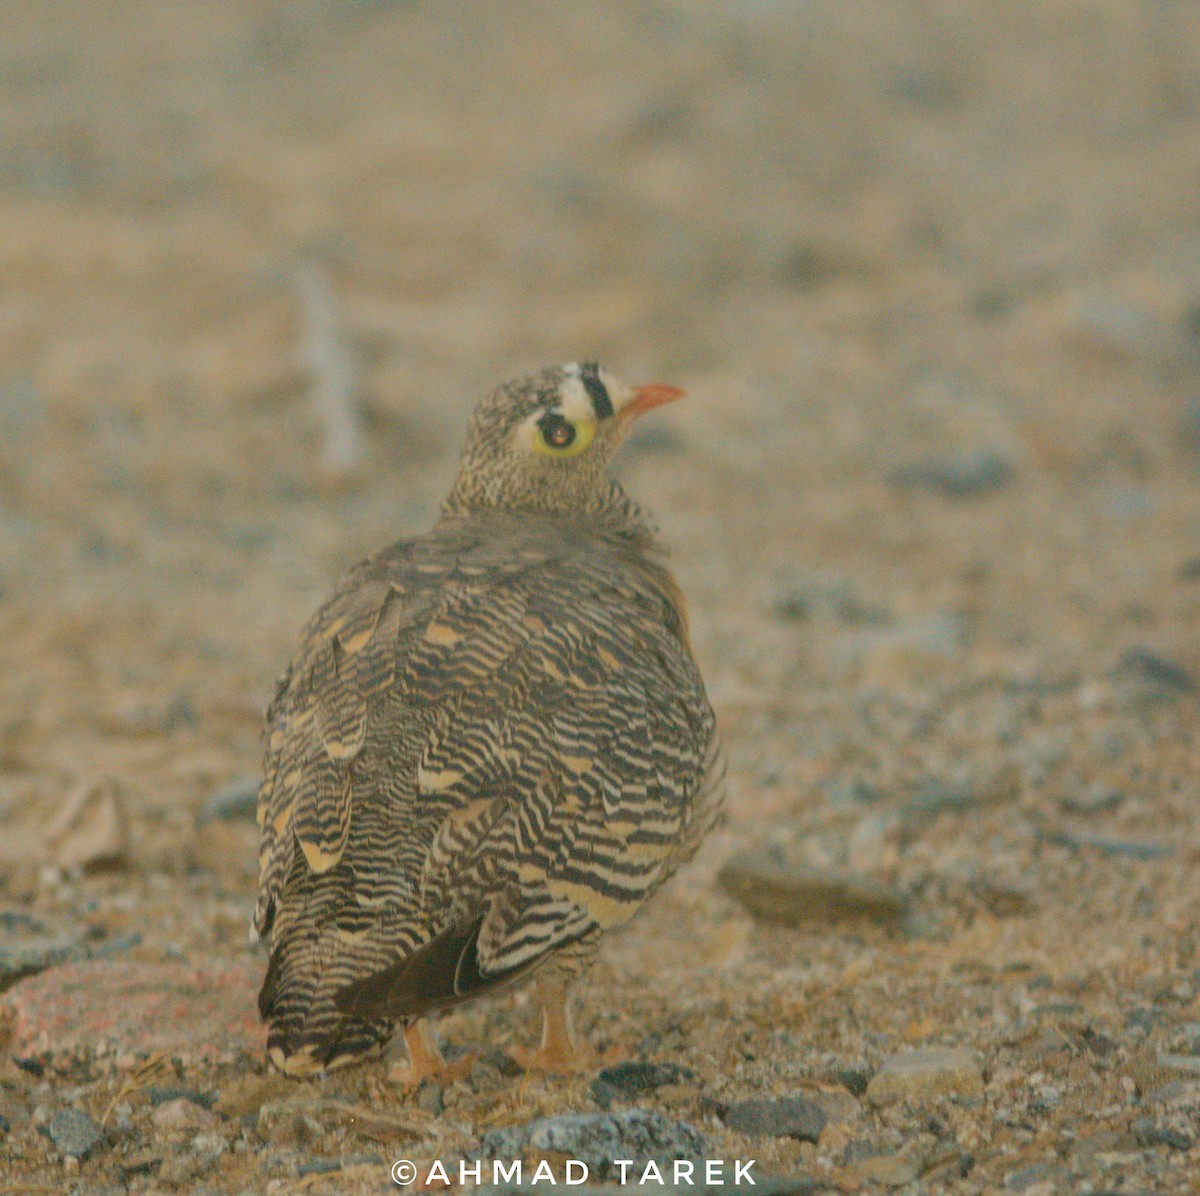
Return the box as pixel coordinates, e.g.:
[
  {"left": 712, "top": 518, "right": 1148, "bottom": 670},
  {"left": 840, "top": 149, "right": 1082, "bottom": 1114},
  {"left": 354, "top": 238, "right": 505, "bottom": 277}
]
[{"left": 441, "top": 474, "right": 658, "bottom": 538}]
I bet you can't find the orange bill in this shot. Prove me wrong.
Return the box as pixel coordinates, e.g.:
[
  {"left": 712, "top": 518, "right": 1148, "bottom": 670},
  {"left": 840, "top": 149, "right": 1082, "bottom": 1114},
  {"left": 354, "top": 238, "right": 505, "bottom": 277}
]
[{"left": 623, "top": 383, "right": 685, "bottom": 421}]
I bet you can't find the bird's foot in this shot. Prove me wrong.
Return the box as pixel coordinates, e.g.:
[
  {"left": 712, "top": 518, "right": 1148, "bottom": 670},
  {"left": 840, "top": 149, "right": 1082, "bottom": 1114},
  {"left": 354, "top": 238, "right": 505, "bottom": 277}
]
[
  {"left": 509, "top": 1040, "right": 620, "bottom": 1076},
  {"left": 387, "top": 1051, "right": 476, "bottom": 1091},
  {"left": 387, "top": 1020, "right": 475, "bottom": 1091}
]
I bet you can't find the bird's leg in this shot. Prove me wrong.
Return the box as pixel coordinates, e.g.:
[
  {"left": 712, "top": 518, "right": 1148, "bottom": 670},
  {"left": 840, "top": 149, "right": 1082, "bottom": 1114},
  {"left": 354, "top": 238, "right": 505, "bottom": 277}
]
[
  {"left": 511, "top": 979, "right": 595, "bottom": 1074},
  {"left": 387, "top": 1019, "right": 474, "bottom": 1088}
]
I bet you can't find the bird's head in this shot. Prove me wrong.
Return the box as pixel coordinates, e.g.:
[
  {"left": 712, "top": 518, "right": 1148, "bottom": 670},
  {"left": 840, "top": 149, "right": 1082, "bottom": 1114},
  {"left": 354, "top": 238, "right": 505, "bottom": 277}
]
[{"left": 443, "top": 362, "right": 683, "bottom": 520}]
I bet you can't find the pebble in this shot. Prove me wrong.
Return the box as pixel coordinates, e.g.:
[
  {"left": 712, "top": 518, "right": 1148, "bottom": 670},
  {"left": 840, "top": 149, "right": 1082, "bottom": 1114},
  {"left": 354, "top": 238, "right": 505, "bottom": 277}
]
[
  {"left": 718, "top": 850, "right": 906, "bottom": 926},
  {"left": 889, "top": 449, "right": 1015, "bottom": 498},
  {"left": 476, "top": 1108, "right": 707, "bottom": 1180},
  {"left": 0, "top": 935, "right": 81, "bottom": 991},
  {"left": 1047, "top": 828, "right": 1171, "bottom": 860},
  {"left": 1059, "top": 785, "right": 1123, "bottom": 815},
  {"left": 4, "top": 959, "right": 266, "bottom": 1065},
  {"left": 44, "top": 1107, "right": 103, "bottom": 1159},
  {"left": 298, "top": 1152, "right": 385, "bottom": 1177},
  {"left": 152, "top": 1097, "right": 219, "bottom": 1132},
  {"left": 1131, "top": 1116, "right": 1192, "bottom": 1151},
  {"left": 196, "top": 776, "right": 261, "bottom": 824},
  {"left": 904, "top": 765, "right": 1019, "bottom": 820},
  {"left": 44, "top": 780, "right": 128, "bottom": 871},
  {"left": 1114, "top": 647, "right": 1197, "bottom": 698},
  {"left": 1004, "top": 1161, "right": 1066, "bottom": 1191},
  {"left": 842, "top": 1151, "right": 922, "bottom": 1187},
  {"left": 721, "top": 1095, "right": 826, "bottom": 1142},
  {"left": 865, "top": 1048, "right": 984, "bottom": 1105},
  {"left": 591, "top": 1061, "right": 695, "bottom": 1109}
]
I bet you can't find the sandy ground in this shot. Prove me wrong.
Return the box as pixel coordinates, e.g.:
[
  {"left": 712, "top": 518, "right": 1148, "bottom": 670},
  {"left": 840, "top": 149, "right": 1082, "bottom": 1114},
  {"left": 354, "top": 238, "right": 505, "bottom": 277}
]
[{"left": 4, "top": 2, "right": 1200, "bottom": 1192}]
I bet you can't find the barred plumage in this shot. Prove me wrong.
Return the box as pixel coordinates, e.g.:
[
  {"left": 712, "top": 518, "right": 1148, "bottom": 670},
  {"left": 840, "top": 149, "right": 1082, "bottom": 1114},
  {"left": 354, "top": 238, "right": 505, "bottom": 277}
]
[{"left": 253, "top": 363, "right": 724, "bottom": 1077}]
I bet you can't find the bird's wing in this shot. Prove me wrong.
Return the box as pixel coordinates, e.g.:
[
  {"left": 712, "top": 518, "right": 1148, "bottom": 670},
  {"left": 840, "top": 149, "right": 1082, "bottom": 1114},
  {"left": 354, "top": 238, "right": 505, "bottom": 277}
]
[
  {"left": 252, "top": 559, "right": 425, "bottom": 939},
  {"left": 341, "top": 529, "right": 719, "bottom": 1020}
]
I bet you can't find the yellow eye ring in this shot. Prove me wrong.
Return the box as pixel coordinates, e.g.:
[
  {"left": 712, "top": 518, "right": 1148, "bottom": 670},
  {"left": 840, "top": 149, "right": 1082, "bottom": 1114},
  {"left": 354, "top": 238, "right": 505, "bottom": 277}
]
[{"left": 534, "top": 413, "right": 595, "bottom": 458}]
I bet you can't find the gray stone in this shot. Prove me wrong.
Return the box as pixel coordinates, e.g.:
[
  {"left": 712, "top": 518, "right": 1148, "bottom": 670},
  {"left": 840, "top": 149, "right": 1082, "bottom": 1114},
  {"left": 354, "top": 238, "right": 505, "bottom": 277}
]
[
  {"left": 476, "top": 1108, "right": 707, "bottom": 1180},
  {"left": 890, "top": 449, "right": 1015, "bottom": 498},
  {"left": 152, "top": 1097, "right": 219, "bottom": 1133},
  {"left": 0, "top": 935, "right": 81, "bottom": 992},
  {"left": 1131, "top": 1116, "right": 1192, "bottom": 1150},
  {"left": 45, "top": 1107, "right": 103, "bottom": 1159},
  {"left": 904, "top": 766, "right": 1019, "bottom": 820},
  {"left": 865, "top": 1049, "right": 984, "bottom": 1105},
  {"left": 1115, "top": 647, "right": 1197, "bottom": 698},
  {"left": 1005, "top": 1162, "right": 1066, "bottom": 1191},
  {"left": 197, "top": 777, "right": 261, "bottom": 824},
  {"left": 591, "top": 1061, "right": 695, "bottom": 1109},
  {"left": 843, "top": 1151, "right": 922, "bottom": 1187},
  {"left": 1048, "top": 829, "right": 1171, "bottom": 860},
  {"left": 722, "top": 1095, "right": 826, "bottom": 1142},
  {"left": 719, "top": 851, "right": 906, "bottom": 926}
]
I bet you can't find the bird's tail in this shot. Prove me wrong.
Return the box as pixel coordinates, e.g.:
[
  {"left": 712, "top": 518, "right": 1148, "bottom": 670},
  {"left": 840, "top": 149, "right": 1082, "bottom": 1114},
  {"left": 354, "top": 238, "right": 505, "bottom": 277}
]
[{"left": 258, "top": 929, "right": 394, "bottom": 1076}]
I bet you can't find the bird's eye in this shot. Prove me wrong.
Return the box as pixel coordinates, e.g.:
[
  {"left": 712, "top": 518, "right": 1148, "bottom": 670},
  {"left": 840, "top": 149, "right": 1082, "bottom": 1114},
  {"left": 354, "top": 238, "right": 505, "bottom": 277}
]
[{"left": 534, "top": 413, "right": 594, "bottom": 457}]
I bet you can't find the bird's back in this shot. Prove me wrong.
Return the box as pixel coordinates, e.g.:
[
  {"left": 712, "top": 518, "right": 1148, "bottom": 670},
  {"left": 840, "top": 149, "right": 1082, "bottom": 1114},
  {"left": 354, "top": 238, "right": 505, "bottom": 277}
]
[{"left": 254, "top": 509, "right": 722, "bottom": 1073}]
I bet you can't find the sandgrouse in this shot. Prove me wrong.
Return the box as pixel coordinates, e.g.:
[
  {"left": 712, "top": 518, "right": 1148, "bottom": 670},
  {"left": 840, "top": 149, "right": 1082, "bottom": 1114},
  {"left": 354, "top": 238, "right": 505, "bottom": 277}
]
[{"left": 252, "top": 362, "right": 725, "bottom": 1079}]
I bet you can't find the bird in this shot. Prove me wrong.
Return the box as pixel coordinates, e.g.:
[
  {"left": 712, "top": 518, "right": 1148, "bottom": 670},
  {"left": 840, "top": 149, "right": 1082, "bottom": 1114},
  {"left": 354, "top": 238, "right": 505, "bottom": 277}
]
[{"left": 251, "top": 361, "right": 725, "bottom": 1080}]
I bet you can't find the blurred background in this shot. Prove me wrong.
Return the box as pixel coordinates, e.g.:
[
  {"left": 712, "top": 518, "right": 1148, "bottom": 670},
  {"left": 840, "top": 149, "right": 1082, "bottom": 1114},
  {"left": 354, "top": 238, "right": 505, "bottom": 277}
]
[{"left": 4, "top": 1, "right": 1200, "bottom": 1188}]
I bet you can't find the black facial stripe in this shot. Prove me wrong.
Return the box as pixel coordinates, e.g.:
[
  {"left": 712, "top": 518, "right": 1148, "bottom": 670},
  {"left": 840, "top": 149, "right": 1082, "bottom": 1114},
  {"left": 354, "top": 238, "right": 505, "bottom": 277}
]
[{"left": 580, "top": 362, "right": 613, "bottom": 420}]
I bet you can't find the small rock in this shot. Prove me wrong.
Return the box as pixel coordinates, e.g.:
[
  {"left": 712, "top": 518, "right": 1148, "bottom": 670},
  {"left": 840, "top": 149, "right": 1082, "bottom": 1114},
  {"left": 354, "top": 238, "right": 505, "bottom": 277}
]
[
  {"left": 196, "top": 777, "right": 260, "bottom": 825},
  {"left": 591, "top": 1061, "right": 695, "bottom": 1108},
  {"left": 147, "top": 1085, "right": 217, "bottom": 1108},
  {"left": 719, "top": 851, "right": 906, "bottom": 926},
  {"left": 1059, "top": 785, "right": 1123, "bottom": 815},
  {"left": 890, "top": 450, "right": 1015, "bottom": 499},
  {"left": 904, "top": 766, "right": 1019, "bottom": 820},
  {"left": 0, "top": 935, "right": 81, "bottom": 992},
  {"left": 298, "top": 1153, "right": 385, "bottom": 1177},
  {"left": 1114, "top": 647, "right": 1197, "bottom": 698},
  {"left": 476, "top": 1108, "right": 707, "bottom": 1180},
  {"left": 1131, "top": 1116, "right": 1192, "bottom": 1151},
  {"left": 865, "top": 1049, "right": 984, "bottom": 1105},
  {"left": 1005, "top": 1162, "right": 1066, "bottom": 1191},
  {"left": 152, "top": 1097, "right": 218, "bottom": 1133},
  {"left": 1047, "top": 829, "right": 1171, "bottom": 860},
  {"left": 44, "top": 780, "right": 128, "bottom": 871},
  {"left": 45, "top": 1107, "right": 103, "bottom": 1159},
  {"left": 830, "top": 1067, "right": 872, "bottom": 1097},
  {"left": 842, "top": 1150, "right": 922, "bottom": 1187},
  {"left": 722, "top": 1095, "right": 826, "bottom": 1142}
]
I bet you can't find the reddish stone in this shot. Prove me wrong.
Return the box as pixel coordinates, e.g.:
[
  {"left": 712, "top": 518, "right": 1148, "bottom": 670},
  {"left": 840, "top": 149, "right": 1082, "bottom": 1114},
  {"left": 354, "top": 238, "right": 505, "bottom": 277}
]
[{"left": 3, "top": 959, "right": 267, "bottom": 1065}]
